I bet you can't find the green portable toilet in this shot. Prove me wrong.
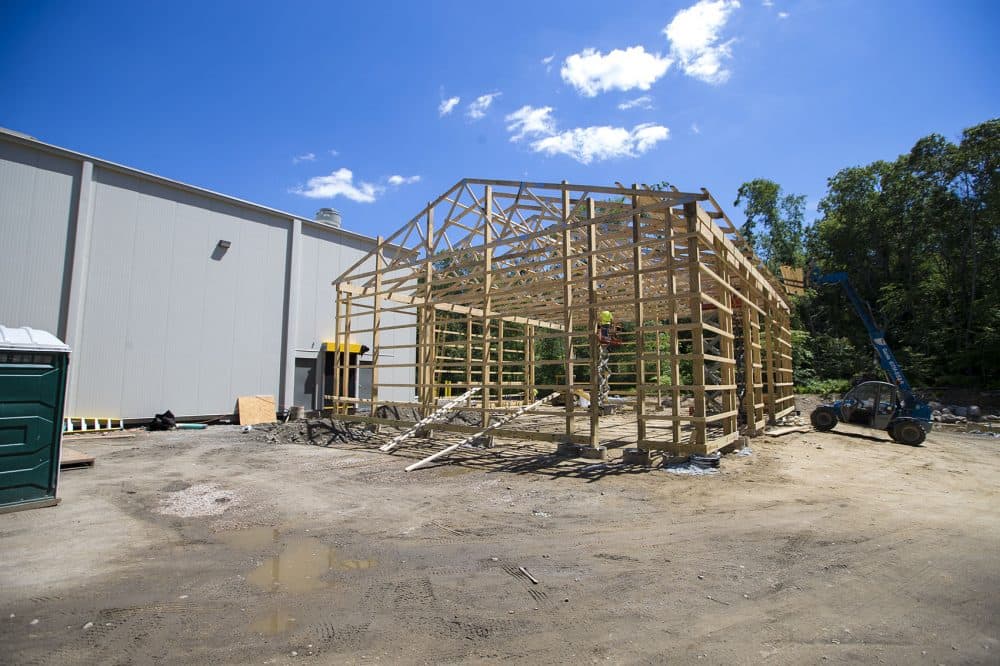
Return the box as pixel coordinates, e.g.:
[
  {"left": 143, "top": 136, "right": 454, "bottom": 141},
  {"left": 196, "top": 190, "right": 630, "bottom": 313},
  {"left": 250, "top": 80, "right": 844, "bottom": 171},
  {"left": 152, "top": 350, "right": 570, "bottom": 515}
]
[{"left": 0, "top": 326, "right": 70, "bottom": 513}]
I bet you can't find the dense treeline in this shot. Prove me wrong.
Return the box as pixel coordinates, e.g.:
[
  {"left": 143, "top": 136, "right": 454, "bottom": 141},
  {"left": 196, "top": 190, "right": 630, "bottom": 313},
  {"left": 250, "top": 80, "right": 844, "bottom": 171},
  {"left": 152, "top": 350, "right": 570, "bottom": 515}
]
[{"left": 735, "top": 118, "right": 999, "bottom": 389}]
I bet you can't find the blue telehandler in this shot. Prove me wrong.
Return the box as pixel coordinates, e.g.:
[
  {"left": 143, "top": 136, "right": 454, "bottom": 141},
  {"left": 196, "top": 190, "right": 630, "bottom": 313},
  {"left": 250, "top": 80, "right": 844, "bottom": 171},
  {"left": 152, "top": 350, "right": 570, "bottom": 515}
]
[{"left": 808, "top": 271, "right": 933, "bottom": 446}]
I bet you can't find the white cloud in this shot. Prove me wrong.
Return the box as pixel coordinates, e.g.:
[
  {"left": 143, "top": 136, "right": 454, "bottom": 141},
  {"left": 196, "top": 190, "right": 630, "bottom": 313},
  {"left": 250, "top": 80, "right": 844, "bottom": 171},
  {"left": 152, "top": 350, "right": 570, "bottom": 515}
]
[
  {"left": 561, "top": 46, "right": 672, "bottom": 97},
  {"left": 328, "top": 149, "right": 339, "bottom": 157},
  {"left": 632, "top": 123, "right": 671, "bottom": 153},
  {"left": 664, "top": 0, "right": 741, "bottom": 84},
  {"left": 541, "top": 54, "right": 554, "bottom": 64},
  {"left": 292, "top": 152, "right": 316, "bottom": 164},
  {"left": 777, "top": 11, "right": 789, "bottom": 18},
  {"left": 618, "top": 95, "right": 654, "bottom": 110},
  {"left": 291, "top": 168, "right": 383, "bottom": 204},
  {"left": 467, "top": 92, "right": 501, "bottom": 119},
  {"left": 691, "top": 122, "right": 702, "bottom": 134},
  {"left": 530, "top": 123, "right": 669, "bottom": 165},
  {"left": 388, "top": 174, "right": 421, "bottom": 186},
  {"left": 505, "top": 105, "right": 557, "bottom": 141},
  {"left": 504, "top": 105, "right": 669, "bottom": 163},
  {"left": 439, "top": 96, "right": 460, "bottom": 116},
  {"left": 762, "top": 0, "right": 773, "bottom": 5}
]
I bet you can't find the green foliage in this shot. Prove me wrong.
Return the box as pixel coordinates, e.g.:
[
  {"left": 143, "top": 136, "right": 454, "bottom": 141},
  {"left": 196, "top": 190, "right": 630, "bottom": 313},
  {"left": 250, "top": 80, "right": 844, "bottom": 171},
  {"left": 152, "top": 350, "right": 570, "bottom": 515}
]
[
  {"left": 794, "top": 378, "right": 852, "bottom": 396},
  {"left": 790, "top": 329, "right": 816, "bottom": 385},
  {"left": 734, "top": 178, "right": 807, "bottom": 272},
  {"left": 788, "top": 117, "right": 999, "bottom": 388},
  {"left": 533, "top": 335, "right": 565, "bottom": 388}
]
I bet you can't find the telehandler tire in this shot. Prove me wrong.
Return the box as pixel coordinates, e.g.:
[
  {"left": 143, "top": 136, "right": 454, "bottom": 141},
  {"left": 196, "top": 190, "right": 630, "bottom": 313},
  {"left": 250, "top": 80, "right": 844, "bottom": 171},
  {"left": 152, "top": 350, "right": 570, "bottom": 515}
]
[
  {"left": 891, "top": 420, "right": 926, "bottom": 446},
  {"left": 810, "top": 407, "right": 838, "bottom": 432}
]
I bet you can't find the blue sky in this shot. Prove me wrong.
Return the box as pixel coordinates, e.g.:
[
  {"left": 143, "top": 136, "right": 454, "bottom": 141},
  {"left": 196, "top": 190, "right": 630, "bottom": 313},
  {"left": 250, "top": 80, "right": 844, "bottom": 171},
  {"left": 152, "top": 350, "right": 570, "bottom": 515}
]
[{"left": 2, "top": 1, "right": 997, "bottom": 237}]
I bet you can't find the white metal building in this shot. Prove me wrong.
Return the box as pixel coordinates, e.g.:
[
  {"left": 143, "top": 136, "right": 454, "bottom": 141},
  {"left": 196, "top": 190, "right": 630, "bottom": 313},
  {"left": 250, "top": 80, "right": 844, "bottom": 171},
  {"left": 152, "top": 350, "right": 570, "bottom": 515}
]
[{"left": 0, "top": 127, "right": 415, "bottom": 420}]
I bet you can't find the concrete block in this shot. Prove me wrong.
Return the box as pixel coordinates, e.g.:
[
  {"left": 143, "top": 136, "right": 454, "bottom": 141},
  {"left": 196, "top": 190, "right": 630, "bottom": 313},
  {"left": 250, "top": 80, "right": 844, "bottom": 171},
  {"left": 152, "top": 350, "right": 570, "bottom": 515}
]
[
  {"left": 471, "top": 434, "right": 495, "bottom": 448},
  {"left": 579, "top": 445, "right": 607, "bottom": 460},
  {"left": 622, "top": 448, "right": 653, "bottom": 465},
  {"left": 556, "top": 441, "right": 582, "bottom": 457}
]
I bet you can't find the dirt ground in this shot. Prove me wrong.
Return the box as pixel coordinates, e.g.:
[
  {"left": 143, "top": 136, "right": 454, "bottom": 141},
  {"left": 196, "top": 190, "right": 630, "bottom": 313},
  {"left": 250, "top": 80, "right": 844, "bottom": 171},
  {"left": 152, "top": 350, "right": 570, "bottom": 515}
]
[{"left": 2, "top": 397, "right": 998, "bottom": 665}]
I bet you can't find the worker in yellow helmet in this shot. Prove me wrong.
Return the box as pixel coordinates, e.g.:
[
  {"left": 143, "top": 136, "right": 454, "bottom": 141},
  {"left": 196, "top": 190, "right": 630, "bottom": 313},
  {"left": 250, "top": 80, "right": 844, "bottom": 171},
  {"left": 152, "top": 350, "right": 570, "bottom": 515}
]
[{"left": 598, "top": 310, "right": 614, "bottom": 345}]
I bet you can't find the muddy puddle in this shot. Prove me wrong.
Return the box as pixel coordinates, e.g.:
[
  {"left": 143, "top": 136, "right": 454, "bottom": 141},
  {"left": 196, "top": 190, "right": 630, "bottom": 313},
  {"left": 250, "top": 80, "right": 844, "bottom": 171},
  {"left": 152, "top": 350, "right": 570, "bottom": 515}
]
[
  {"left": 219, "top": 526, "right": 280, "bottom": 549},
  {"left": 249, "top": 608, "right": 299, "bottom": 635},
  {"left": 220, "top": 528, "right": 377, "bottom": 636},
  {"left": 220, "top": 528, "right": 376, "bottom": 595}
]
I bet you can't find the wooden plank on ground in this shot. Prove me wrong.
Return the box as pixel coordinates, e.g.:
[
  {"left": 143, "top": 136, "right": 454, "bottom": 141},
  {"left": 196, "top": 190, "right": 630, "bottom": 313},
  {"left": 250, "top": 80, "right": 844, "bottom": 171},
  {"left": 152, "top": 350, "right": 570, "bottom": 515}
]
[
  {"left": 63, "top": 431, "right": 136, "bottom": 441},
  {"left": 765, "top": 425, "right": 811, "bottom": 436},
  {"left": 60, "top": 447, "right": 95, "bottom": 469},
  {"left": 237, "top": 395, "right": 276, "bottom": 425}
]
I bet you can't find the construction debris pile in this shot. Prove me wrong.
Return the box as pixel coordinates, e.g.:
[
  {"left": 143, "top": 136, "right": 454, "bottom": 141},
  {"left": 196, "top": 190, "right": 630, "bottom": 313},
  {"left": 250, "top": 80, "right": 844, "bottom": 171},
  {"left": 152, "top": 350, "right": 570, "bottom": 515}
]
[{"left": 928, "top": 401, "right": 990, "bottom": 424}]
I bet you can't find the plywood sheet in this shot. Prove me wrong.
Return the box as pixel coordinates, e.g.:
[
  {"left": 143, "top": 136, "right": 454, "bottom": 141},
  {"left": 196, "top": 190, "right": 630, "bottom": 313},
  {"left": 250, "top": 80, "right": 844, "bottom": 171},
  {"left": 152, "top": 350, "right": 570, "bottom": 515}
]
[
  {"left": 60, "top": 447, "right": 96, "bottom": 468},
  {"left": 237, "top": 395, "right": 276, "bottom": 425}
]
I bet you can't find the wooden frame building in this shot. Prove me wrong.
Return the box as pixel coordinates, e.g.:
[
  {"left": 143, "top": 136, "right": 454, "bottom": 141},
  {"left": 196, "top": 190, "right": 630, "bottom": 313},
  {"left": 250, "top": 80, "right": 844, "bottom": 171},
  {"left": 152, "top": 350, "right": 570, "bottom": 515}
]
[{"left": 330, "top": 179, "right": 794, "bottom": 458}]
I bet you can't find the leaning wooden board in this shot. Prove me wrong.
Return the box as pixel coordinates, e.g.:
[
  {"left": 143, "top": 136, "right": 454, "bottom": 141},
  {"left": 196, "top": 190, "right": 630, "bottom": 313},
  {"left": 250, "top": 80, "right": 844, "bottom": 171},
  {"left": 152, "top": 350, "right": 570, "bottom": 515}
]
[
  {"left": 60, "top": 447, "right": 96, "bottom": 469},
  {"left": 764, "top": 425, "right": 812, "bottom": 437},
  {"left": 237, "top": 395, "right": 277, "bottom": 425}
]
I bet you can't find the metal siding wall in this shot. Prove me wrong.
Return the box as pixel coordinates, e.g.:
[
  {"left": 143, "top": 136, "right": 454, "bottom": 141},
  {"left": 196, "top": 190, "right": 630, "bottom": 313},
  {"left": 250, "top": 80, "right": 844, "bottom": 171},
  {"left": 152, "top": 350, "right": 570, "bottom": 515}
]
[
  {"left": 295, "top": 228, "right": 416, "bottom": 403},
  {"left": 0, "top": 140, "right": 78, "bottom": 334},
  {"left": 0, "top": 133, "right": 406, "bottom": 417},
  {"left": 296, "top": 226, "right": 343, "bottom": 354},
  {"left": 73, "top": 167, "right": 290, "bottom": 418},
  {"left": 226, "top": 211, "right": 288, "bottom": 402}
]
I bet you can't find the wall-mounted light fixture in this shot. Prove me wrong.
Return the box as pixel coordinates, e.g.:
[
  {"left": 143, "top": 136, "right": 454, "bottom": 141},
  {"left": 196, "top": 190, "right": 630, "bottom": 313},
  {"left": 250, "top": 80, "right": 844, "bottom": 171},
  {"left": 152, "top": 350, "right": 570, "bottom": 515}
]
[{"left": 217, "top": 240, "right": 232, "bottom": 249}]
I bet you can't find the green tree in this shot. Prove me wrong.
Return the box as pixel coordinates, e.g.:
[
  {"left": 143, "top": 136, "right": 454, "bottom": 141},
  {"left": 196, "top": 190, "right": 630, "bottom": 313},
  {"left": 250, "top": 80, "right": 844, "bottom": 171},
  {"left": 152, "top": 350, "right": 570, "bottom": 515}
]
[
  {"left": 733, "top": 178, "right": 807, "bottom": 272},
  {"left": 806, "top": 117, "right": 999, "bottom": 386}
]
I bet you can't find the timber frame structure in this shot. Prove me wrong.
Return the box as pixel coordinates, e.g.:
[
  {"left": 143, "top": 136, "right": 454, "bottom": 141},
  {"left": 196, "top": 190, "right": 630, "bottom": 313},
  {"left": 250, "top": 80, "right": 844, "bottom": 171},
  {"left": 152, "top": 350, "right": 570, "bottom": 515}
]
[{"left": 330, "top": 179, "right": 794, "bottom": 456}]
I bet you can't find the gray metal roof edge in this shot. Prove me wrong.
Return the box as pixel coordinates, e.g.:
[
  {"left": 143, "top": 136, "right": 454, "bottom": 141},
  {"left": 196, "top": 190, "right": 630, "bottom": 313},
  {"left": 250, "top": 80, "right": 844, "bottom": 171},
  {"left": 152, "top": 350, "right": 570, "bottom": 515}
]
[{"left": 0, "top": 126, "right": 384, "bottom": 248}]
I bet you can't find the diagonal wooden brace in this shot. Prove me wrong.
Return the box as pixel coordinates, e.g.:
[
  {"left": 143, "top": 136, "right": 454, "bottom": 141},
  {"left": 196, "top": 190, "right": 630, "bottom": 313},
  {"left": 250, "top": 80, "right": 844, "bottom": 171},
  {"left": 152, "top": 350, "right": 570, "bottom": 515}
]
[{"left": 379, "top": 387, "right": 481, "bottom": 452}]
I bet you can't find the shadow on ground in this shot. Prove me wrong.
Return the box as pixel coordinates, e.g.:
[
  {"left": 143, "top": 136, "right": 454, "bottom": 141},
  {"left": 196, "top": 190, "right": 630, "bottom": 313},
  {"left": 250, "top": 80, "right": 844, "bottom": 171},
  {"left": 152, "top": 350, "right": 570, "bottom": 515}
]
[{"left": 281, "top": 418, "right": 686, "bottom": 482}]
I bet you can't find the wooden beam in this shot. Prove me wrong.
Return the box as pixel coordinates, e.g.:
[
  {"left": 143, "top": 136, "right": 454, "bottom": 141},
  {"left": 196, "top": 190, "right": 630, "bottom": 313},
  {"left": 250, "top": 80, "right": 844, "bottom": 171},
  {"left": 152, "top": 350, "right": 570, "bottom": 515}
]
[{"left": 630, "top": 185, "right": 647, "bottom": 444}]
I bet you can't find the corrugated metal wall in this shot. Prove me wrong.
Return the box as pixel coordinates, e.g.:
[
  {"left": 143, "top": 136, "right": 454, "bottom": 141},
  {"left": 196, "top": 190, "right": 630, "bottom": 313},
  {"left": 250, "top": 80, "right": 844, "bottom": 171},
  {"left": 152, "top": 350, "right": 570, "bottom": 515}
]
[
  {"left": 0, "top": 131, "right": 416, "bottom": 418},
  {"left": 74, "top": 168, "right": 290, "bottom": 417},
  {"left": 0, "top": 140, "right": 79, "bottom": 336},
  {"left": 297, "top": 228, "right": 415, "bottom": 403}
]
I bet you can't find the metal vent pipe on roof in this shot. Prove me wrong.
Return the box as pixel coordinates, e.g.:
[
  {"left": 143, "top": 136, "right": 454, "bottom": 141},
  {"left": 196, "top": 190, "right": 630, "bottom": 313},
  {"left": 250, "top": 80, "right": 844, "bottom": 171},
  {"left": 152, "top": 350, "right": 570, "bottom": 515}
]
[{"left": 315, "top": 207, "right": 342, "bottom": 228}]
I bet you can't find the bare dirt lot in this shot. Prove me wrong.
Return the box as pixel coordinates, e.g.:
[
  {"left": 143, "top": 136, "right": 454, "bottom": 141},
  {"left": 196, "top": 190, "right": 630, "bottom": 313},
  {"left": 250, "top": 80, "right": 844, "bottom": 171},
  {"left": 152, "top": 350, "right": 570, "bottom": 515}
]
[{"left": 2, "top": 399, "right": 998, "bottom": 665}]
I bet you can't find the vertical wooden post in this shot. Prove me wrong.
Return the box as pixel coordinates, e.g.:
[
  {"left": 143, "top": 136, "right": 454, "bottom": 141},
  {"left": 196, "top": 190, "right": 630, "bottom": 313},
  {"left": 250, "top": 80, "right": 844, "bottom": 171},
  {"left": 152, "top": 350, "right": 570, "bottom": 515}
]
[
  {"left": 764, "top": 300, "right": 777, "bottom": 423},
  {"left": 340, "top": 292, "right": 353, "bottom": 410},
  {"left": 665, "top": 209, "right": 681, "bottom": 444},
  {"left": 741, "top": 281, "right": 756, "bottom": 435},
  {"left": 655, "top": 331, "right": 663, "bottom": 411},
  {"left": 752, "top": 300, "right": 764, "bottom": 430},
  {"left": 631, "top": 186, "right": 647, "bottom": 445},
  {"left": 712, "top": 241, "right": 736, "bottom": 441},
  {"left": 585, "top": 198, "right": 600, "bottom": 448},
  {"left": 420, "top": 205, "right": 435, "bottom": 415},
  {"left": 685, "top": 202, "right": 706, "bottom": 450},
  {"left": 561, "top": 184, "right": 575, "bottom": 437},
  {"left": 526, "top": 324, "right": 535, "bottom": 404},
  {"left": 777, "top": 306, "right": 793, "bottom": 415},
  {"left": 331, "top": 285, "right": 342, "bottom": 412},
  {"left": 370, "top": 236, "right": 384, "bottom": 417},
  {"left": 481, "top": 185, "right": 494, "bottom": 429},
  {"left": 497, "top": 319, "right": 505, "bottom": 408},
  {"left": 465, "top": 315, "right": 473, "bottom": 391}
]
